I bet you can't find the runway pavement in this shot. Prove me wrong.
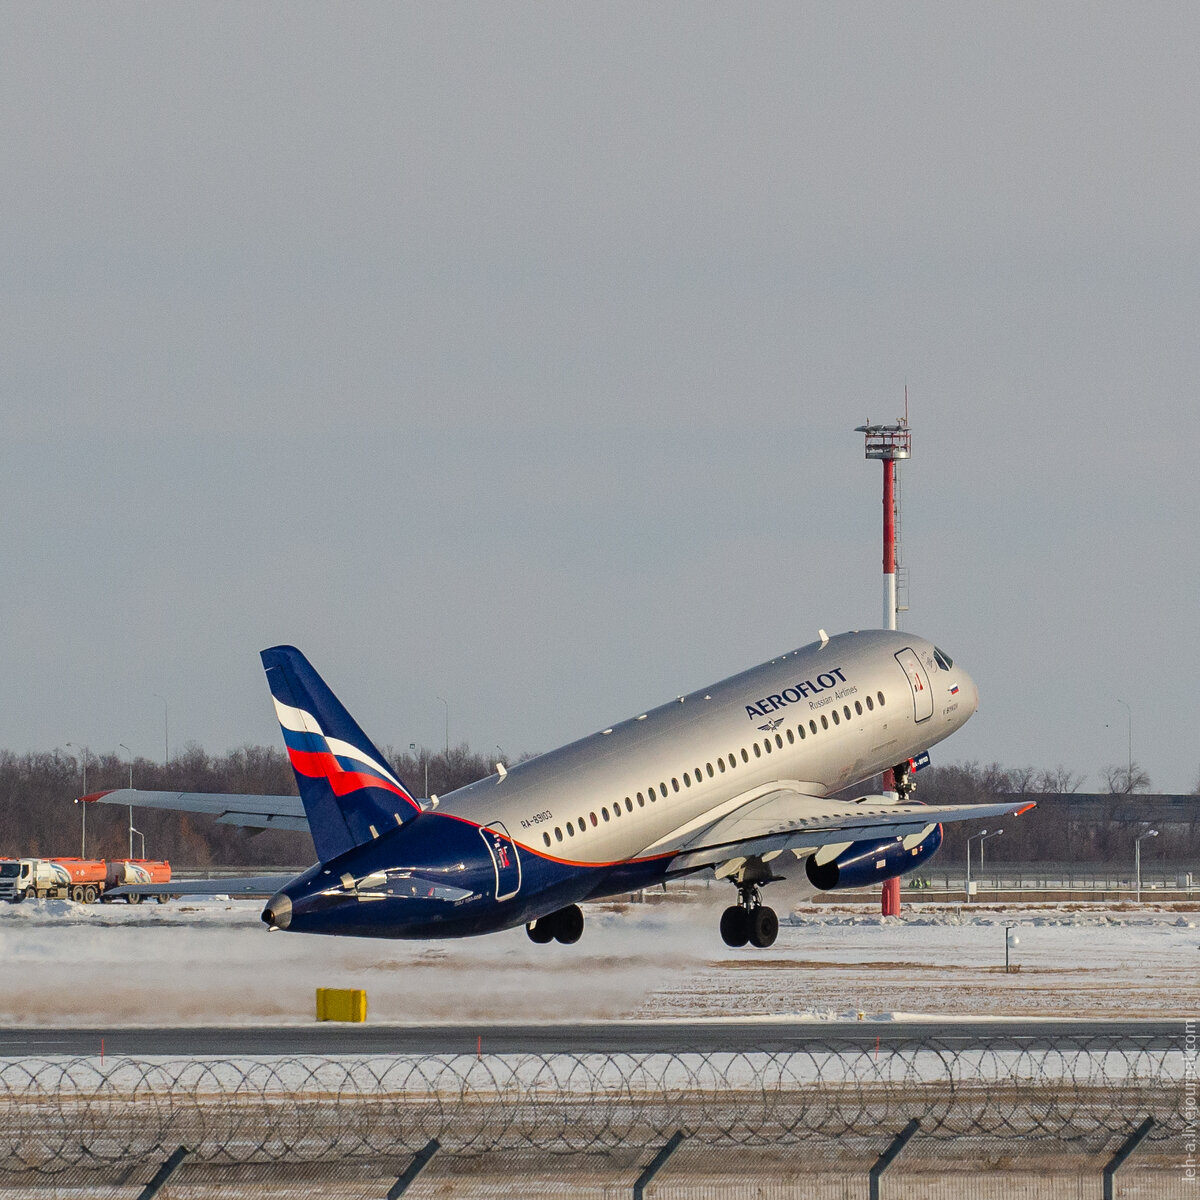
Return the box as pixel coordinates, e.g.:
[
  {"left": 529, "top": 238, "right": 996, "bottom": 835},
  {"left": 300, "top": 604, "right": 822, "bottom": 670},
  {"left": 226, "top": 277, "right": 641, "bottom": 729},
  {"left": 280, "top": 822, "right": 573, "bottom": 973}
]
[{"left": 0, "top": 1018, "right": 1184, "bottom": 1057}]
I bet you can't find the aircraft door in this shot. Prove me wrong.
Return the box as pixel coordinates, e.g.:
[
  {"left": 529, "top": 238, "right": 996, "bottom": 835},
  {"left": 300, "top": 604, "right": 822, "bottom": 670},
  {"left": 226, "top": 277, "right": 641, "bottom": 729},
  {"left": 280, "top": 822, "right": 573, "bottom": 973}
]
[
  {"left": 480, "top": 822, "right": 522, "bottom": 902},
  {"left": 894, "top": 648, "right": 934, "bottom": 723}
]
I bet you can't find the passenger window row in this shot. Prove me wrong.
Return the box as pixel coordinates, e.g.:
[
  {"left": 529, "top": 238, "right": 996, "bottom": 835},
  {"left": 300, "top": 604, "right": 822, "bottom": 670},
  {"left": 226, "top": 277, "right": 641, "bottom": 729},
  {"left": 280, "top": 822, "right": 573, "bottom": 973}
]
[{"left": 541, "top": 692, "right": 887, "bottom": 848}]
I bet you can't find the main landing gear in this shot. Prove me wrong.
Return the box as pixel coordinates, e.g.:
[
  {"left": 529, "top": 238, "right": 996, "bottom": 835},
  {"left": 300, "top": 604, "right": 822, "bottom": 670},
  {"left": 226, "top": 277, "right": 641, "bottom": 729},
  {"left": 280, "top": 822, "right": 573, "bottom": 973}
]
[
  {"left": 720, "top": 883, "right": 778, "bottom": 949},
  {"left": 526, "top": 904, "right": 584, "bottom": 945}
]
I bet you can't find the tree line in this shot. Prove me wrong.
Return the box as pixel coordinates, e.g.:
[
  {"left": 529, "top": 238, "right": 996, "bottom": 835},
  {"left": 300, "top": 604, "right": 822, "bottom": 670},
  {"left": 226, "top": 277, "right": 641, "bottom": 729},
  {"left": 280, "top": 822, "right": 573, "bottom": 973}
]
[{"left": 0, "top": 745, "right": 1195, "bottom": 868}]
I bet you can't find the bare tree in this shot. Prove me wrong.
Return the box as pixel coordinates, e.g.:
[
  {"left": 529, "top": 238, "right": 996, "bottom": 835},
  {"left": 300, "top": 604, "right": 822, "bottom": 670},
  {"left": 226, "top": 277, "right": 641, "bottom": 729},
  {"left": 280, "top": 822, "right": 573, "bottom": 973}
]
[
  {"left": 1102, "top": 762, "right": 1152, "bottom": 794},
  {"left": 1036, "top": 765, "right": 1086, "bottom": 793}
]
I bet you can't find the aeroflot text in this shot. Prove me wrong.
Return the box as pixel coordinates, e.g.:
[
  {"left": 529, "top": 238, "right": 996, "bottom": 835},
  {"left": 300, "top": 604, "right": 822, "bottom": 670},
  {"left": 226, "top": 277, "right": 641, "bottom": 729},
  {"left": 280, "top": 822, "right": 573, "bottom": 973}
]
[{"left": 744, "top": 669, "right": 848, "bottom": 720}]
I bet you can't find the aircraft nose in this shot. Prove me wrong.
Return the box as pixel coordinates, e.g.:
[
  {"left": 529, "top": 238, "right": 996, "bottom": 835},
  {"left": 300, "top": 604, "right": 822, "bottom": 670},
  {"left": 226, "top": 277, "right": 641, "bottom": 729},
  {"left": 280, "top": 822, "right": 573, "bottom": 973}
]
[
  {"left": 959, "top": 667, "right": 979, "bottom": 713},
  {"left": 262, "top": 891, "right": 292, "bottom": 930}
]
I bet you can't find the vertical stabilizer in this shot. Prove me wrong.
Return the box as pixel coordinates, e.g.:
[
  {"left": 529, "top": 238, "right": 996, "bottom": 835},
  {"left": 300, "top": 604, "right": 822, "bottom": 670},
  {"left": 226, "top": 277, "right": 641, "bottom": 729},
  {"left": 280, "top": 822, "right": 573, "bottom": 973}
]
[{"left": 261, "top": 645, "right": 420, "bottom": 862}]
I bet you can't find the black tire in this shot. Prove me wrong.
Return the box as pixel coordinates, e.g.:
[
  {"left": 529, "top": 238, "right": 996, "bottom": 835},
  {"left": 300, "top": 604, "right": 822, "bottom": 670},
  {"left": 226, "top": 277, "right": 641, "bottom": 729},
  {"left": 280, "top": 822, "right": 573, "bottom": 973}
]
[
  {"left": 527, "top": 920, "right": 555, "bottom": 944},
  {"left": 83, "top": 885, "right": 98, "bottom": 904},
  {"left": 70, "top": 885, "right": 84, "bottom": 903},
  {"left": 9, "top": 891, "right": 24, "bottom": 904},
  {"left": 748, "top": 906, "right": 779, "bottom": 948},
  {"left": 126, "top": 893, "right": 142, "bottom": 905},
  {"left": 553, "top": 905, "right": 584, "bottom": 945},
  {"left": 156, "top": 894, "right": 171, "bottom": 904},
  {"left": 720, "top": 905, "right": 749, "bottom": 947}
]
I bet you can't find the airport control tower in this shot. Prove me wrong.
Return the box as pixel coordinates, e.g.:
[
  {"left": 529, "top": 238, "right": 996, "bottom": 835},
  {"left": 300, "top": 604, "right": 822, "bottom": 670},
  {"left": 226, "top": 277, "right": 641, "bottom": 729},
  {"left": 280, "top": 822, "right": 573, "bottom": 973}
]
[{"left": 855, "top": 412, "right": 912, "bottom": 916}]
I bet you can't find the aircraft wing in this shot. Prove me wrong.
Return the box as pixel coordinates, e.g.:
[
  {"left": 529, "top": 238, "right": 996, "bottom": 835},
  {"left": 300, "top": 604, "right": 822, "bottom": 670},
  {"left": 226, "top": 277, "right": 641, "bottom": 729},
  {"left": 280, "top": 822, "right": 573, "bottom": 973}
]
[
  {"left": 659, "top": 786, "right": 1035, "bottom": 876},
  {"left": 80, "top": 789, "right": 309, "bottom": 833},
  {"left": 107, "top": 875, "right": 296, "bottom": 898}
]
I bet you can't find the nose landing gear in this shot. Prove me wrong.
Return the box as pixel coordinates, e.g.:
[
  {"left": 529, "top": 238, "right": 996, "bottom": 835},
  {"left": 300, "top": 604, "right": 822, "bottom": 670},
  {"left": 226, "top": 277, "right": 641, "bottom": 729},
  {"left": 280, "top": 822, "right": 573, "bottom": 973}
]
[{"left": 720, "top": 883, "right": 779, "bottom": 948}]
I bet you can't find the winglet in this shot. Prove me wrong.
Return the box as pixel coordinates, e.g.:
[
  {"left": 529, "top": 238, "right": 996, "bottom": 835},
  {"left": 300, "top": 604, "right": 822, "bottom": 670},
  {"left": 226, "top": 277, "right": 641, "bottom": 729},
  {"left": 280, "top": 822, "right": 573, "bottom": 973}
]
[
  {"left": 76, "top": 790, "right": 114, "bottom": 804},
  {"left": 261, "top": 645, "right": 420, "bottom": 862}
]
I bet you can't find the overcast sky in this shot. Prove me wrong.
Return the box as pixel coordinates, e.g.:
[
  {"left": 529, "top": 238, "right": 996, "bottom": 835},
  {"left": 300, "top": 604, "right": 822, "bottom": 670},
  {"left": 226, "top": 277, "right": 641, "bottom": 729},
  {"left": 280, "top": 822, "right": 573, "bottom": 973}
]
[{"left": 3, "top": 4, "right": 1197, "bottom": 793}]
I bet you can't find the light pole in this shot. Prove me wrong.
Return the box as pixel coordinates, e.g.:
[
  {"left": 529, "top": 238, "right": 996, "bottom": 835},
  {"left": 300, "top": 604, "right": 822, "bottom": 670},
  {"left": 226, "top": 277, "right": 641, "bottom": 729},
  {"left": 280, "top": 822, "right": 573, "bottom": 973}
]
[
  {"left": 436, "top": 697, "right": 449, "bottom": 755},
  {"left": 153, "top": 693, "right": 169, "bottom": 766},
  {"left": 966, "top": 828, "right": 1003, "bottom": 902},
  {"left": 118, "top": 743, "right": 136, "bottom": 858},
  {"left": 1135, "top": 829, "right": 1159, "bottom": 903},
  {"left": 411, "top": 743, "right": 429, "bottom": 801},
  {"left": 65, "top": 743, "right": 89, "bottom": 857},
  {"left": 1117, "top": 698, "right": 1132, "bottom": 791}
]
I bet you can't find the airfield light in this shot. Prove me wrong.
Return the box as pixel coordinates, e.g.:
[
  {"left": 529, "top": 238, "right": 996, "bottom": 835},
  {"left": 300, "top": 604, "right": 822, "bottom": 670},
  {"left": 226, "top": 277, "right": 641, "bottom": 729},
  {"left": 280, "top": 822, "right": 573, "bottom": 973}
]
[{"left": 1135, "top": 829, "right": 1159, "bottom": 903}]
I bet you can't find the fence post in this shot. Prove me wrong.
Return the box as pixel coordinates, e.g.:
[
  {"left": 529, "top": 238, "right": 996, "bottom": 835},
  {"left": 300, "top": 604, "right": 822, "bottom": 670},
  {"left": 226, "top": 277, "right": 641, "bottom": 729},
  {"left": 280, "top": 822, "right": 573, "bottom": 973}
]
[
  {"left": 388, "top": 1138, "right": 441, "bottom": 1199},
  {"left": 633, "top": 1130, "right": 685, "bottom": 1200},
  {"left": 136, "top": 1146, "right": 190, "bottom": 1200},
  {"left": 869, "top": 1118, "right": 920, "bottom": 1200},
  {"left": 1103, "top": 1117, "right": 1154, "bottom": 1200}
]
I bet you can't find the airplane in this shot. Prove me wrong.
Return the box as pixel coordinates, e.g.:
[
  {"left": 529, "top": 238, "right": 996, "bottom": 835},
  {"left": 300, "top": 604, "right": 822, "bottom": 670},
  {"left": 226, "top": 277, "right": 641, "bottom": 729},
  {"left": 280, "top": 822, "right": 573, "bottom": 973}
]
[{"left": 85, "top": 629, "right": 1033, "bottom": 947}]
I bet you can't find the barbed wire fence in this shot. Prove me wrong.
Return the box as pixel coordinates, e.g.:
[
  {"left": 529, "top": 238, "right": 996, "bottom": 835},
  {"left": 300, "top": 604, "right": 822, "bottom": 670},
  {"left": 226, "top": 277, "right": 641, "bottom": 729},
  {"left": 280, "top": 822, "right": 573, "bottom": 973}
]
[{"left": 0, "top": 1035, "right": 1190, "bottom": 1195}]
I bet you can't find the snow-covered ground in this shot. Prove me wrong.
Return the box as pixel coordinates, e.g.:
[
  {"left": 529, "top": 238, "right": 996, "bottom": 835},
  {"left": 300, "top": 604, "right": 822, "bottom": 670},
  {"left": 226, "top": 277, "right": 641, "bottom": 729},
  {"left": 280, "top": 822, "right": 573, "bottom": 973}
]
[{"left": 1, "top": 893, "right": 1196, "bottom": 1024}]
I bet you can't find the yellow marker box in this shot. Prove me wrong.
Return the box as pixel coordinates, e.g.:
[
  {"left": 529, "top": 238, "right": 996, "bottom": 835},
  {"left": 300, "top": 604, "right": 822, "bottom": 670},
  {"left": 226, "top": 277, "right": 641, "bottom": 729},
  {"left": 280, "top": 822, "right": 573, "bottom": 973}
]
[{"left": 315, "top": 987, "right": 367, "bottom": 1022}]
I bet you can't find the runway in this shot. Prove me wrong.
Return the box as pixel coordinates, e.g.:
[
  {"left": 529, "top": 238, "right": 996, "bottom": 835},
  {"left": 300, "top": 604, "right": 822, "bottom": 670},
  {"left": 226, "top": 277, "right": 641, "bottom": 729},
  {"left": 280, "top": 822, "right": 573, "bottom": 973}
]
[{"left": 0, "top": 1017, "right": 1183, "bottom": 1057}]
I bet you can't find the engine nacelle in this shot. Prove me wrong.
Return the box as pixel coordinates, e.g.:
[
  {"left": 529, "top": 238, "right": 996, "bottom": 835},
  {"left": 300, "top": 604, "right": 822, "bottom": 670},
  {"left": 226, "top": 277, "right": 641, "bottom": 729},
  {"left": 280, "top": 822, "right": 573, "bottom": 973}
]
[{"left": 804, "top": 824, "right": 943, "bottom": 891}]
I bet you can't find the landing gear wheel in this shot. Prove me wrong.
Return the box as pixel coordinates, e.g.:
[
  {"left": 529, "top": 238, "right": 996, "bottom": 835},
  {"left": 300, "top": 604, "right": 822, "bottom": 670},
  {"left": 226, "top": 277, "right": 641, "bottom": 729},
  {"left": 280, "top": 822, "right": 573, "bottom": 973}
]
[
  {"left": 553, "top": 905, "right": 584, "bottom": 945},
  {"left": 720, "top": 905, "right": 749, "bottom": 947},
  {"left": 748, "top": 906, "right": 779, "bottom": 948},
  {"left": 526, "top": 920, "right": 554, "bottom": 944}
]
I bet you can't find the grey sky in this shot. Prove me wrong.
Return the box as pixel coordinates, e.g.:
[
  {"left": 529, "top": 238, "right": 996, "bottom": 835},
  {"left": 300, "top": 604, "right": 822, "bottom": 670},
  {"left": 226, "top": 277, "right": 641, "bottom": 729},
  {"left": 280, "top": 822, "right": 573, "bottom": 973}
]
[{"left": 3, "top": 4, "right": 1197, "bottom": 791}]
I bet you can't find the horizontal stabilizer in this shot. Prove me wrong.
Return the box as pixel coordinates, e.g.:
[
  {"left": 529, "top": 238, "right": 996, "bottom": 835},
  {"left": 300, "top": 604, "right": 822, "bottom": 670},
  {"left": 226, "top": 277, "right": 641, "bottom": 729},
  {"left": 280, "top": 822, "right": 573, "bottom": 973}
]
[
  {"left": 107, "top": 874, "right": 296, "bottom": 898},
  {"left": 81, "top": 789, "right": 309, "bottom": 833}
]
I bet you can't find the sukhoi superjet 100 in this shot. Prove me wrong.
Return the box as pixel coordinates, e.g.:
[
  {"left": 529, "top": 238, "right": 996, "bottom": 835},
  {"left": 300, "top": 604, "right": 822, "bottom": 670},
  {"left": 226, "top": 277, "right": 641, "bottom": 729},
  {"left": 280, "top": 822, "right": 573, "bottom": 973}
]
[{"left": 88, "top": 630, "right": 1032, "bottom": 947}]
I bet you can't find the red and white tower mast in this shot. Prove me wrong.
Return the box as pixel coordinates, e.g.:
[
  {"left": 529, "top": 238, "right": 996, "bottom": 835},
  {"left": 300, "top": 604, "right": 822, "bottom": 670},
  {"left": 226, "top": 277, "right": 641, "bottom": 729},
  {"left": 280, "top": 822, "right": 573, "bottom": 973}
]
[{"left": 855, "top": 412, "right": 912, "bottom": 916}]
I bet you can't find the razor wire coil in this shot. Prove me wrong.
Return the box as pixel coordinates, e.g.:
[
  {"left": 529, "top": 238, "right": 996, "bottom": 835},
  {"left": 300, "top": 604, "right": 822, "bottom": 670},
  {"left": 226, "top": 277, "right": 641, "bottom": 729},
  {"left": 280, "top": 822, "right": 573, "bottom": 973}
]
[{"left": 0, "top": 1036, "right": 1188, "bottom": 1175}]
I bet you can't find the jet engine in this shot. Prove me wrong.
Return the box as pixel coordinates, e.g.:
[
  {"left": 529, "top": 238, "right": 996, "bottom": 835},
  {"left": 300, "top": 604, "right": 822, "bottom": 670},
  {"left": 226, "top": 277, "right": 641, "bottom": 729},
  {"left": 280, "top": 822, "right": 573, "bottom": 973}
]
[{"left": 804, "top": 823, "right": 942, "bottom": 891}]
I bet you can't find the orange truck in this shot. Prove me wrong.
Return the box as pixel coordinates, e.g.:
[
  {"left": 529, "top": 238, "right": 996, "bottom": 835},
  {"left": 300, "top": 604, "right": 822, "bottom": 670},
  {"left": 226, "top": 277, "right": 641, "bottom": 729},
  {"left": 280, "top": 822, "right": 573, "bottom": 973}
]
[{"left": 3, "top": 858, "right": 172, "bottom": 903}]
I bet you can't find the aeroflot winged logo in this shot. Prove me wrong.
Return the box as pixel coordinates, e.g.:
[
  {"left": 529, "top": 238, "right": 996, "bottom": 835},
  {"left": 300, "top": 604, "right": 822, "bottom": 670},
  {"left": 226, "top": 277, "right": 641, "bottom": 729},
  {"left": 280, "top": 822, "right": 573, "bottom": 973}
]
[
  {"left": 272, "top": 697, "right": 418, "bottom": 806},
  {"left": 744, "top": 667, "right": 849, "bottom": 720}
]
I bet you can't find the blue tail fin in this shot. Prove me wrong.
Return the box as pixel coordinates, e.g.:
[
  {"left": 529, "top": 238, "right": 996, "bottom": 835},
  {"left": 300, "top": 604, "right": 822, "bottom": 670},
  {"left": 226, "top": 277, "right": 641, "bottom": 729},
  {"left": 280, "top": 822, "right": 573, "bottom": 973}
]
[{"left": 260, "top": 645, "right": 421, "bottom": 863}]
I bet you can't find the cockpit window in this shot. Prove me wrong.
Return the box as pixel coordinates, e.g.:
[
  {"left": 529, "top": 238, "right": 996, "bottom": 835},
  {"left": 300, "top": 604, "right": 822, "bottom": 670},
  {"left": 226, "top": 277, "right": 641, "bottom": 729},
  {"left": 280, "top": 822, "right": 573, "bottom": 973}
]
[{"left": 933, "top": 647, "right": 954, "bottom": 671}]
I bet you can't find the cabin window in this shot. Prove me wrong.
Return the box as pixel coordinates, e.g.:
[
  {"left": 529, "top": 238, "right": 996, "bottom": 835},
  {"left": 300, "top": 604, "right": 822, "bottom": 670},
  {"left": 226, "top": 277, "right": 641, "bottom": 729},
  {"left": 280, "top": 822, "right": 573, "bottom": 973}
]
[
  {"left": 820, "top": 715, "right": 828, "bottom": 730},
  {"left": 566, "top": 821, "right": 574, "bottom": 836},
  {"left": 637, "top": 792, "right": 645, "bottom": 806},
  {"left": 683, "top": 772, "right": 691, "bottom": 787},
  {"left": 555, "top": 827, "right": 563, "bottom": 842},
  {"left": 728, "top": 754, "right": 736, "bottom": 769},
  {"left": 832, "top": 710, "right": 840, "bottom": 726},
  {"left": 878, "top": 692, "right": 885, "bottom": 705},
  {"left": 753, "top": 743, "right": 762, "bottom": 758},
  {"left": 866, "top": 696, "right": 874, "bottom": 711},
  {"left": 795, "top": 726, "right": 803, "bottom": 740},
  {"left": 776, "top": 734, "right": 784, "bottom": 749},
  {"left": 671, "top": 778, "right": 680, "bottom": 792},
  {"left": 660, "top": 781, "right": 668, "bottom": 795},
  {"left": 579, "top": 815, "right": 586, "bottom": 829},
  {"left": 741, "top": 749, "right": 749, "bottom": 763},
  {"left": 612, "top": 804, "right": 620, "bottom": 818},
  {"left": 855, "top": 700, "right": 863, "bottom": 716},
  {"left": 591, "top": 812, "right": 598, "bottom": 826},
  {"left": 602, "top": 808, "right": 610, "bottom": 822},
  {"left": 707, "top": 763, "right": 714, "bottom": 777},
  {"left": 625, "top": 797, "right": 633, "bottom": 812},
  {"left": 718, "top": 759, "right": 726, "bottom": 773},
  {"left": 843, "top": 705, "right": 851, "bottom": 720},
  {"left": 543, "top": 832, "right": 551, "bottom": 848}
]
